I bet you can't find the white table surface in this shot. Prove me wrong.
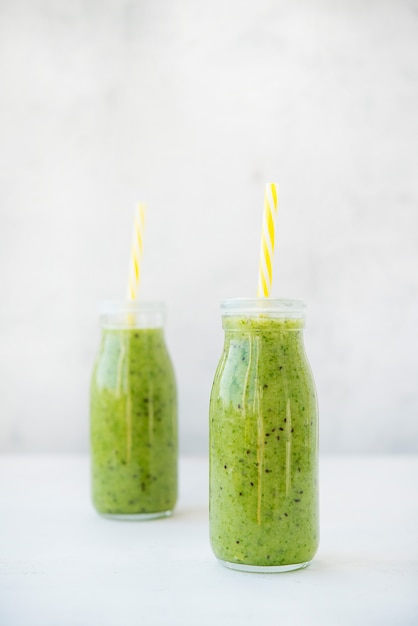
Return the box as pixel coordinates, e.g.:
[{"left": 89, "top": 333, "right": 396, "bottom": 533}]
[{"left": 1, "top": 455, "right": 417, "bottom": 626}]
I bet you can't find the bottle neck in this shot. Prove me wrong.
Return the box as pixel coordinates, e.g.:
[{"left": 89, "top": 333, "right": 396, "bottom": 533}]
[
  {"left": 99, "top": 301, "right": 166, "bottom": 329},
  {"left": 221, "top": 298, "right": 306, "bottom": 340}
]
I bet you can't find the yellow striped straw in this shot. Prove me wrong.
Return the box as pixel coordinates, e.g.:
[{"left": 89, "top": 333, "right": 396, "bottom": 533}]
[
  {"left": 127, "top": 203, "right": 146, "bottom": 300},
  {"left": 257, "top": 183, "right": 279, "bottom": 297}
]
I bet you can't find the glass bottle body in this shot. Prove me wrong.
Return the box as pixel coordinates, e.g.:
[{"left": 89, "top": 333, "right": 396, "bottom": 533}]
[
  {"left": 90, "top": 302, "right": 177, "bottom": 519},
  {"left": 209, "top": 299, "right": 319, "bottom": 571}
]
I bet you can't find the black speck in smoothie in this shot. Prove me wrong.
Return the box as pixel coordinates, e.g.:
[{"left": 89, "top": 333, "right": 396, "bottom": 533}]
[
  {"left": 265, "top": 469, "right": 270, "bottom": 473},
  {"left": 279, "top": 427, "right": 284, "bottom": 431},
  {"left": 237, "top": 404, "right": 241, "bottom": 409},
  {"left": 294, "top": 499, "right": 301, "bottom": 503},
  {"left": 263, "top": 384, "right": 268, "bottom": 389},
  {"left": 250, "top": 482, "right": 254, "bottom": 487},
  {"left": 224, "top": 465, "right": 227, "bottom": 469},
  {"left": 276, "top": 436, "right": 280, "bottom": 440},
  {"left": 266, "top": 433, "right": 270, "bottom": 437},
  {"left": 246, "top": 450, "right": 250, "bottom": 454},
  {"left": 236, "top": 541, "right": 240, "bottom": 544},
  {"left": 284, "top": 512, "right": 288, "bottom": 517}
]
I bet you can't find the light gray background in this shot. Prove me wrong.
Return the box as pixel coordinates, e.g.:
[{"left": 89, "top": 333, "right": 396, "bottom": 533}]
[{"left": 1, "top": 0, "right": 417, "bottom": 454}]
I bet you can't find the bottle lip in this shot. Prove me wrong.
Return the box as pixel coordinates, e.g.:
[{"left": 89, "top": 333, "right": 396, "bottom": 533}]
[
  {"left": 221, "top": 297, "right": 306, "bottom": 318},
  {"left": 99, "top": 301, "right": 166, "bottom": 328},
  {"left": 100, "top": 300, "right": 165, "bottom": 315}
]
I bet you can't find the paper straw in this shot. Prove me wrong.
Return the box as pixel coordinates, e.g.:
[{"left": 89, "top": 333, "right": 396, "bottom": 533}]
[
  {"left": 127, "top": 203, "right": 146, "bottom": 300},
  {"left": 257, "top": 183, "right": 279, "bottom": 297}
]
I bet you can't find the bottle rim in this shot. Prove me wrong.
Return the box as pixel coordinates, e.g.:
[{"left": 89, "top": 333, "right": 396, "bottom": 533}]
[
  {"left": 99, "top": 301, "right": 166, "bottom": 328},
  {"left": 99, "top": 300, "right": 165, "bottom": 316},
  {"left": 221, "top": 297, "right": 306, "bottom": 318}
]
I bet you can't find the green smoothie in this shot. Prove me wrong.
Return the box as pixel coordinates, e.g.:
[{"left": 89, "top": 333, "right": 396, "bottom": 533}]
[
  {"left": 209, "top": 307, "right": 318, "bottom": 570},
  {"left": 90, "top": 325, "right": 177, "bottom": 518}
]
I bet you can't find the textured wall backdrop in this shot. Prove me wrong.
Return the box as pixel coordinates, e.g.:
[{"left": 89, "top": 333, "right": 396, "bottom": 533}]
[{"left": 1, "top": 0, "right": 417, "bottom": 454}]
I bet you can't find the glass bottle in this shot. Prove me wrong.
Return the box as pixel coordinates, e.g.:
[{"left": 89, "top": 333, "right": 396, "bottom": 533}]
[
  {"left": 90, "top": 301, "right": 177, "bottom": 519},
  {"left": 209, "top": 298, "right": 319, "bottom": 571}
]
